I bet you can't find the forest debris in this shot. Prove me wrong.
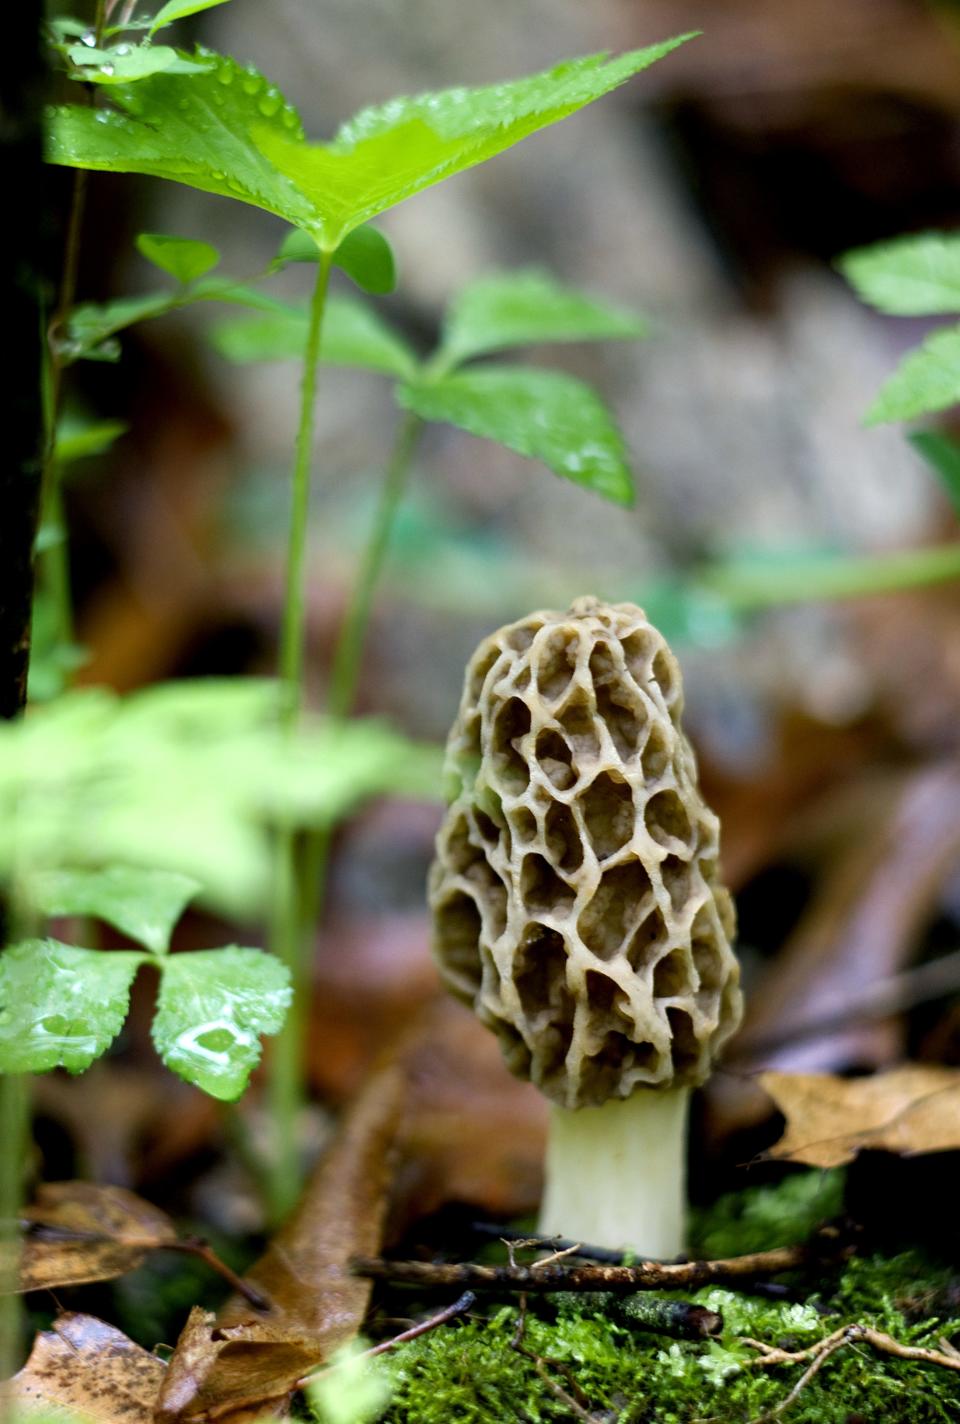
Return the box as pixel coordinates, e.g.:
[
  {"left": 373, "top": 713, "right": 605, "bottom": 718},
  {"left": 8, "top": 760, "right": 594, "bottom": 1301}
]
[
  {"left": 736, "top": 763, "right": 960, "bottom": 1075},
  {"left": 11, "top": 1181, "right": 176, "bottom": 1292},
  {"left": 760, "top": 1063, "right": 960, "bottom": 1167},
  {"left": 740, "top": 1322, "right": 960, "bottom": 1424},
  {"left": 157, "top": 1059, "right": 407, "bottom": 1423},
  {"left": 6, "top": 1181, "right": 265, "bottom": 1306},
  {"left": 299, "top": 1291, "right": 477, "bottom": 1385},
  {"left": 2, "top": 1312, "right": 166, "bottom": 1424},
  {"left": 351, "top": 1224, "right": 853, "bottom": 1295}
]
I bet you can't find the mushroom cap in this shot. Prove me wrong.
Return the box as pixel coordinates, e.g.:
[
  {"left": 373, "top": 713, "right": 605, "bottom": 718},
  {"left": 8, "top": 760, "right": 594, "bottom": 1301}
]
[{"left": 429, "top": 597, "right": 742, "bottom": 1110}]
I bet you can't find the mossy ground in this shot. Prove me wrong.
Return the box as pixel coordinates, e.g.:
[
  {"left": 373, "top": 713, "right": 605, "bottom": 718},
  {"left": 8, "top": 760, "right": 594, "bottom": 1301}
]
[{"left": 368, "top": 1172, "right": 960, "bottom": 1424}]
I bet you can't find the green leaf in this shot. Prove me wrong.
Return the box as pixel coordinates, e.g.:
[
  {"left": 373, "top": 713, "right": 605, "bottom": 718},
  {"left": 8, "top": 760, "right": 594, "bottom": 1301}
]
[
  {"left": 253, "top": 36, "right": 696, "bottom": 249},
  {"left": 211, "top": 294, "right": 417, "bottom": 377},
  {"left": 839, "top": 233, "right": 960, "bottom": 315},
  {"left": 151, "top": 947, "right": 291, "bottom": 1099},
  {"left": 438, "top": 268, "right": 647, "bottom": 367},
  {"left": 699, "top": 543, "right": 960, "bottom": 606},
  {"left": 66, "top": 42, "right": 213, "bottom": 84},
  {"left": 0, "top": 939, "right": 143, "bottom": 1074},
  {"left": 29, "top": 866, "right": 201, "bottom": 954},
  {"left": 54, "top": 416, "right": 128, "bottom": 466},
  {"left": 137, "top": 231, "right": 220, "bottom": 283},
  {"left": 909, "top": 430, "right": 960, "bottom": 515},
  {"left": 275, "top": 224, "right": 397, "bottom": 294},
  {"left": 66, "top": 291, "right": 179, "bottom": 360},
  {"left": 399, "top": 365, "right": 634, "bottom": 504},
  {"left": 47, "top": 52, "right": 315, "bottom": 229},
  {"left": 332, "top": 225, "right": 397, "bottom": 294},
  {"left": 149, "top": 0, "right": 234, "bottom": 34},
  {"left": 865, "top": 324, "right": 960, "bottom": 424},
  {"left": 47, "top": 37, "right": 695, "bottom": 249}
]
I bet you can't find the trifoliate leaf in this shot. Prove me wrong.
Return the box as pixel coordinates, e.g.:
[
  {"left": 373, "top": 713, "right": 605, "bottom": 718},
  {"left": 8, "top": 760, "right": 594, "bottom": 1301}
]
[
  {"left": 211, "top": 294, "right": 417, "bottom": 377},
  {"left": 149, "top": 0, "right": 234, "bottom": 35},
  {"left": 0, "top": 939, "right": 144, "bottom": 1074},
  {"left": 909, "top": 430, "right": 960, "bottom": 516},
  {"left": 399, "top": 365, "right": 634, "bottom": 505},
  {"left": 840, "top": 232, "right": 960, "bottom": 315},
  {"left": 865, "top": 323, "right": 960, "bottom": 424},
  {"left": 438, "top": 268, "right": 647, "bottom": 367},
  {"left": 29, "top": 866, "right": 201, "bottom": 954},
  {"left": 151, "top": 947, "right": 291, "bottom": 1099},
  {"left": 48, "top": 37, "right": 695, "bottom": 250},
  {"left": 136, "top": 231, "right": 220, "bottom": 283},
  {"left": 66, "top": 43, "right": 212, "bottom": 84}
]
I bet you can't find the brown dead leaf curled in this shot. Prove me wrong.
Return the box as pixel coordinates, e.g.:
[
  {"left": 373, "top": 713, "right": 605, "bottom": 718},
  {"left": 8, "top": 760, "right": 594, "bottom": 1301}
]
[
  {"left": 3, "top": 1312, "right": 166, "bottom": 1424},
  {"left": 156, "top": 1060, "right": 407, "bottom": 1424},
  {"left": 6, "top": 1181, "right": 177, "bottom": 1294},
  {"left": 761, "top": 1064, "right": 960, "bottom": 1167}
]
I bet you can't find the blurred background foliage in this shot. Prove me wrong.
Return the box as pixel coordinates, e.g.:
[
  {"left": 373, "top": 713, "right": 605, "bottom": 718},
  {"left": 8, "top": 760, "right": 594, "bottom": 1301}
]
[{"left": 35, "top": 0, "right": 960, "bottom": 1205}]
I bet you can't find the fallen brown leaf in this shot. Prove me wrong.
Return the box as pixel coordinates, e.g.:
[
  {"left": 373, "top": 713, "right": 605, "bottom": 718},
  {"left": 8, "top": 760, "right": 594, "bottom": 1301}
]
[
  {"left": 8, "top": 1181, "right": 177, "bottom": 1294},
  {"left": 156, "top": 1058, "right": 407, "bottom": 1424},
  {"left": 761, "top": 1064, "right": 960, "bottom": 1167},
  {"left": 3, "top": 1312, "right": 166, "bottom": 1424}
]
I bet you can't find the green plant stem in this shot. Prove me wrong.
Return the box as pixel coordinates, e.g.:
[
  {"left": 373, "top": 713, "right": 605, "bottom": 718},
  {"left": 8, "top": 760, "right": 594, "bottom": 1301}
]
[
  {"left": 278, "top": 249, "right": 335, "bottom": 727},
  {"left": 0, "top": 1075, "right": 27, "bottom": 1383},
  {"left": 267, "top": 250, "right": 335, "bottom": 1226},
  {"left": 327, "top": 410, "right": 422, "bottom": 719}
]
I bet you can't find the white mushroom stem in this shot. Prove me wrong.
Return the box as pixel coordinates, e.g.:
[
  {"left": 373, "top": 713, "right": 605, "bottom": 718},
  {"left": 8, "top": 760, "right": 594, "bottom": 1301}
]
[{"left": 538, "top": 1085, "right": 690, "bottom": 1258}]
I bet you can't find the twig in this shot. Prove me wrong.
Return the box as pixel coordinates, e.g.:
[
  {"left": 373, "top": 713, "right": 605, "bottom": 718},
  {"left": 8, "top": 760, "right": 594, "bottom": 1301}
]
[
  {"left": 471, "top": 1223, "right": 628, "bottom": 1264},
  {"left": 352, "top": 1225, "right": 853, "bottom": 1296},
  {"left": 174, "top": 1238, "right": 271, "bottom": 1313},
  {"left": 296, "top": 1292, "right": 476, "bottom": 1385},
  {"left": 739, "top": 1322, "right": 960, "bottom": 1424}
]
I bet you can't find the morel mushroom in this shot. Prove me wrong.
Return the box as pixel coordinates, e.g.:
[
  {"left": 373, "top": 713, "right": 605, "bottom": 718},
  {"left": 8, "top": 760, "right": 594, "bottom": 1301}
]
[{"left": 429, "top": 597, "right": 741, "bottom": 1256}]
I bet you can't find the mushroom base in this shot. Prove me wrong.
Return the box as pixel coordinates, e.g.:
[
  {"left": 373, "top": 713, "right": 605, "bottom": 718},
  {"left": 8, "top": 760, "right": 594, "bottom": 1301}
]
[{"left": 539, "top": 1085, "right": 690, "bottom": 1257}]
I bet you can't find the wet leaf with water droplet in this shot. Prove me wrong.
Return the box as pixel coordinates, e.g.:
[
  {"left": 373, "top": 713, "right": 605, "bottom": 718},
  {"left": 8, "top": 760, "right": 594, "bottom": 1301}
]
[
  {"left": 28, "top": 865, "right": 200, "bottom": 954},
  {"left": 398, "top": 364, "right": 634, "bottom": 505},
  {"left": 151, "top": 948, "right": 291, "bottom": 1100},
  {"left": 65, "top": 42, "right": 211, "bottom": 84},
  {"left": 0, "top": 939, "right": 145, "bottom": 1075},
  {"left": 48, "top": 38, "right": 695, "bottom": 251}
]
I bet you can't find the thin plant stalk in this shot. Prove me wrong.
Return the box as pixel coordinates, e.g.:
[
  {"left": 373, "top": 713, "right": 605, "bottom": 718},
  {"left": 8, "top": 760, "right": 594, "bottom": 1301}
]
[
  {"left": 0, "top": 1075, "right": 27, "bottom": 1384},
  {"left": 267, "top": 249, "right": 334, "bottom": 1224},
  {"left": 37, "top": 0, "right": 109, "bottom": 673},
  {"left": 327, "top": 409, "right": 422, "bottom": 719}
]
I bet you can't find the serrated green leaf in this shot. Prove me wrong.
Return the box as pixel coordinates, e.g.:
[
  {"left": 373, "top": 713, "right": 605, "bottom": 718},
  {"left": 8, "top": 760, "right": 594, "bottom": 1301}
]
[
  {"left": 54, "top": 416, "right": 128, "bottom": 466},
  {"left": 29, "top": 866, "right": 201, "bottom": 954},
  {"left": 438, "top": 268, "right": 647, "bottom": 367},
  {"left": 66, "top": 42, "right": 212, "bottom": 84},
  {"left": 865, "top": 323, "right": 960, "bottom": 424},
  {"left": 149, "top": 0, "right": 234, "bottom": 35},
  {"left": 331, "top": 225, "right": 396, "bottom": 294},
  {"left": 399, "top": 365, "right": 634, "bottom": 505},
  {"left": 211, "top": 294, "right": 417, "bottom": 377},
  {"left": 253, "top": 36, "right": 696, "bottom": 249},
  {"left": 151, "top": 947, "right": 291, "bottom": 1099},
  {"left": 47, "top": 52, "right": 314, "bottom": 228},
  {"left": 47, "top": 37, "right": 694, "bottom": 250},
  {"left": 0, "top": 939, "right": 143, "bottom": 1074},
  {"left": 909, "top": 429, "right": 960, "bottom": 515},
  {"left": 840, "top": 233, "right": 960, "bottom": 315},
  {"left": 137, "top": 231, "right": 220, "bottom": 283}
]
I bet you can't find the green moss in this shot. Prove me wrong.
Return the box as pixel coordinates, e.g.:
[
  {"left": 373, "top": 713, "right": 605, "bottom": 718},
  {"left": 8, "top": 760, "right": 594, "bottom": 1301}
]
[{"left": 380, "top": 1173, "right": 960, "bottom": 1424}]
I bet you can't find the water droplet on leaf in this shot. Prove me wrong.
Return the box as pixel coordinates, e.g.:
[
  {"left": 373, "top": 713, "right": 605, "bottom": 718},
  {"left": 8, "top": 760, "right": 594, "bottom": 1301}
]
[{"left": 257, "top": 92, "right": 281, "bottom": 117}]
